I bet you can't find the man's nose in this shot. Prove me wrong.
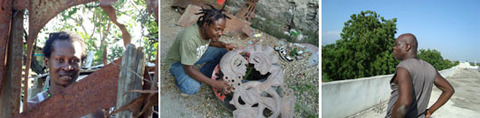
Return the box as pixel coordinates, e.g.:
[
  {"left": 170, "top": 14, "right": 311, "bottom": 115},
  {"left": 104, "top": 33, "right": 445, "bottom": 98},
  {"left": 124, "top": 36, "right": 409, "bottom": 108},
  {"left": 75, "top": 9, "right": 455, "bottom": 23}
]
[
  {"left": 62, "top": 64, "right": 73, "bottom": 71},
  {"left": 218, "top": 31, "right": 223, "bottom": 36}
]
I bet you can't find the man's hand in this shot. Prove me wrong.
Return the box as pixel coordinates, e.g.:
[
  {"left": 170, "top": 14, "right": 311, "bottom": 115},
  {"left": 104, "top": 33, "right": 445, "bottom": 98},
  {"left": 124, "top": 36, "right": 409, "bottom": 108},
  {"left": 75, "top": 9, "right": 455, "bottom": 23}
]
[
  {"left": 425, "top": 109, "right": 431, "bottom": 118},
  {"left": 184, "top": 65, "right": 233, "bottom": 94},
  {"left": 212, "top": 80, "right": 233, "bottom": 94},
  {"left": 210, "top": 41, "right": 236, "bottom": 51},
  {"left": 224, "top": 43, "right": 237, "bottom": 51},
  {"left": 425, "top": 72, "right": 454, "bottom": 118}
]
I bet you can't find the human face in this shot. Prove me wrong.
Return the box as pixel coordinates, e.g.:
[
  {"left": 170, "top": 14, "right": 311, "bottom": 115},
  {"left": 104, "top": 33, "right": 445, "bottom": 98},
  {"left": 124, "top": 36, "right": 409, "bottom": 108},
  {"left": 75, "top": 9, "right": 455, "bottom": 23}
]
[
  {"left": 45, "top": 40, "right": 83, "bottom": 87},
  {"left": 393, "top": 38, "right": 406, "bottom": 60},
  {"left": 202, "top": 18, "right": 226, "bottom": 41}
]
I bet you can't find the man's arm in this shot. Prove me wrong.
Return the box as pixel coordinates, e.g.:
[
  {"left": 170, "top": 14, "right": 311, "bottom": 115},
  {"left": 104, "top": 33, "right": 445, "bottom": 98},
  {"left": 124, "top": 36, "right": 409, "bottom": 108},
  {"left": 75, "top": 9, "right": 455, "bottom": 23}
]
[
  {"left": 210, "top": 41, "right": 236, "bottom": 51},
  {"left": 425, "top": 71, "right": 455, "bottom": 118},
  {"left": 392, "top": 67, "right": 413, "bottom": 118},
  {"left": 209, "top": 40, "right": 225, "bottom": 48},
  {"left": 183, "top": 65, "right": 232, "bottom": 94}
]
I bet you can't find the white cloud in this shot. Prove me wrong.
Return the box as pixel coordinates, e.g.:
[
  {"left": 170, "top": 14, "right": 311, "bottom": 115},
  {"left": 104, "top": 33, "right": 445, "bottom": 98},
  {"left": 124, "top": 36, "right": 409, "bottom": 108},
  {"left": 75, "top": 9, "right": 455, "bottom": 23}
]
[{"left": 322, "top": 30, "right": 342, "bottom": 45}]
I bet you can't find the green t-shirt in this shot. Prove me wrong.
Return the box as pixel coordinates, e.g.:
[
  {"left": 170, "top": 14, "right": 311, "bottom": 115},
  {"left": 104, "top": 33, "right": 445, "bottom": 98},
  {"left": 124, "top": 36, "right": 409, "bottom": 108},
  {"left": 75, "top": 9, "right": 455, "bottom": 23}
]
[{"left": 165, "top": 23, "right": 210, "bottom": 68}]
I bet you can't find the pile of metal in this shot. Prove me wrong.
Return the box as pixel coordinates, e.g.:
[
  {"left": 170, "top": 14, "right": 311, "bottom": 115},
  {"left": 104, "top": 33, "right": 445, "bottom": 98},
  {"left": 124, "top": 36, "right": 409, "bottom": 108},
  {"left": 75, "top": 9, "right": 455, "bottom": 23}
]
[{"left": 216, "top": 44, "right": 295, "bottom": 118}]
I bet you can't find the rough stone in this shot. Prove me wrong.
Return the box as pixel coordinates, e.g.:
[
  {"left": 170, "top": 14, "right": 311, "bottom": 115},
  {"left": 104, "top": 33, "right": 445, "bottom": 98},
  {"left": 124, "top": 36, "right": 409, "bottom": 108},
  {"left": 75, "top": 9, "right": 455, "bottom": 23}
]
[{"left": 227, "top": 0, "right": 319, "bottom": 32}]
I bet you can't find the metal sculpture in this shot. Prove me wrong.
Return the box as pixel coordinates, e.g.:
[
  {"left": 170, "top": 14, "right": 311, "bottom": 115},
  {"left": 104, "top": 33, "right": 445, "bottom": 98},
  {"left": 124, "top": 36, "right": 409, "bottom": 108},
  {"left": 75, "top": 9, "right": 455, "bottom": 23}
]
[
  {"left": 213, "top": 44, "right": 295, "bottom": 118},
  {"left": 0, "top": 0, "right": 158, "bottom": 117}
]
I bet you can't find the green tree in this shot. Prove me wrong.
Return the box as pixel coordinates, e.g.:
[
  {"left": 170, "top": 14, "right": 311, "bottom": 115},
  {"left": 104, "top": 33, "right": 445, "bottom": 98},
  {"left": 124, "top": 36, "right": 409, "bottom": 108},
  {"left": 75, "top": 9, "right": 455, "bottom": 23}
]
[
  {"left": 322, "top": 10, "right": 398, "bottom": 81},
  {"left": 417, "top": 49, "right": 457, "bottom": 70},
  {"left": 36, "top": 0, "right": 158, "bottom": 66}
]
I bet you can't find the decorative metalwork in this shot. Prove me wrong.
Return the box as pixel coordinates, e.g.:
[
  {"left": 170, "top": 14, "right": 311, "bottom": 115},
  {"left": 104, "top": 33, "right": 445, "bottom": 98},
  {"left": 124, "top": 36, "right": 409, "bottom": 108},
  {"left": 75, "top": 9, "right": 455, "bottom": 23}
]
[{"left": 216, "top": 44, "right": 295, "bottom": 118}]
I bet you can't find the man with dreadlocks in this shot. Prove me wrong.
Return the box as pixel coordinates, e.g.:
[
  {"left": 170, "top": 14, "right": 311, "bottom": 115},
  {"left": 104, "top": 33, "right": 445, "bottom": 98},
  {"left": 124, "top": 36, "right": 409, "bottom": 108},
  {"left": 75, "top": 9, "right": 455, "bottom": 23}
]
[{"left": 165, "top": 4, "right": 236, "bottom": 96}]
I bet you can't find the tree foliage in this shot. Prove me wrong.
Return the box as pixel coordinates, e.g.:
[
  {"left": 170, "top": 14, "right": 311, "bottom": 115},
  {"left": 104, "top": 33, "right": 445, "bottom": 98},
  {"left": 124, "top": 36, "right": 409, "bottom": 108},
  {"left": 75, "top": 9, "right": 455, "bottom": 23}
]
[
  {"left": 35, "top": 0, "right": 158, "bottom": 66},
  {"left": 417, "top": 49, "right": 458, "bottom": 70},
  {"left": 322, "top": 11, "right": 398, "bottom": 81}
]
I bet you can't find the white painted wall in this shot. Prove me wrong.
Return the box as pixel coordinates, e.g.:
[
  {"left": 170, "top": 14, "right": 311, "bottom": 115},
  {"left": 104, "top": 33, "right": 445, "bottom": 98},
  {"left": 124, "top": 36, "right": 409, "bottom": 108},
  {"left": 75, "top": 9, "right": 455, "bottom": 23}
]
[{"left": 322, "top": 66, "right": 457, "bottom": 118}]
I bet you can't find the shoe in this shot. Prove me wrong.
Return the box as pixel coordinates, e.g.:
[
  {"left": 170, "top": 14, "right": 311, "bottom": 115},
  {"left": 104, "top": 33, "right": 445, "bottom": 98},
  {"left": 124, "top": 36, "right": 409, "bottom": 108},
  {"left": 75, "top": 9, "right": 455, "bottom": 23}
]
[{"left": 180, "top": 93, "right": 189, "bottom": 97}]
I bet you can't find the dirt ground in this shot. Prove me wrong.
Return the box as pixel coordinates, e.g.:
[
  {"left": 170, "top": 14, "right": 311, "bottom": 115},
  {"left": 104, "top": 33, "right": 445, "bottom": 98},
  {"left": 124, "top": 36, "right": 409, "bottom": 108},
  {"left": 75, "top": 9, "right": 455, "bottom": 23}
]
[
  {"left": 348, "top": 68, "right": 480, "bottom": 118},
  {"left": 160, "top": 0, "right": 319, "bottom": 117}
]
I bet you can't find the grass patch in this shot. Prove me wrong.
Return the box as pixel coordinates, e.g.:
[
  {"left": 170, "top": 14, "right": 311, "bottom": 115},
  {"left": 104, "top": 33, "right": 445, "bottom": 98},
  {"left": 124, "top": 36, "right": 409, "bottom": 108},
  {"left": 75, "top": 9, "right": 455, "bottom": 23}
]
[
  {"left": 291, "top": 80, "right": 319, "bottom": 118},
  {"left": 295, "top": 100, "right": 319, "bottom": 118}
]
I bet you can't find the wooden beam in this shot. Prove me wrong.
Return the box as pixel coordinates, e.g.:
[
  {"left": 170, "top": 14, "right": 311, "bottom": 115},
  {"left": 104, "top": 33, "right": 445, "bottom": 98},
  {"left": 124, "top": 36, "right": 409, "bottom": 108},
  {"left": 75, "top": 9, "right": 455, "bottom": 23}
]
[{"left": 116, "top": 44, "right": 145, "bottom": 117}]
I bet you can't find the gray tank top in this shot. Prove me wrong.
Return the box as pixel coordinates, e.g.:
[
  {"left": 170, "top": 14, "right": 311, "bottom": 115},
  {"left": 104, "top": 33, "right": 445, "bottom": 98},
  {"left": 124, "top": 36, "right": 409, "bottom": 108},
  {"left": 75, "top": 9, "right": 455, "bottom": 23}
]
[{"left": 386, "top": 58, "right": 437, "bottom": 118}]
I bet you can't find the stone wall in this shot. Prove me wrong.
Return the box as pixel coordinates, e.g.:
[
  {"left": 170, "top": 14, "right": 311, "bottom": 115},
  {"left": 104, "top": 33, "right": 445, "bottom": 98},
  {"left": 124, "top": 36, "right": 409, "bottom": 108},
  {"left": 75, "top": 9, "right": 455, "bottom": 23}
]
[{"left": 226, "top": 0, "right": 319, "bottom": 35}]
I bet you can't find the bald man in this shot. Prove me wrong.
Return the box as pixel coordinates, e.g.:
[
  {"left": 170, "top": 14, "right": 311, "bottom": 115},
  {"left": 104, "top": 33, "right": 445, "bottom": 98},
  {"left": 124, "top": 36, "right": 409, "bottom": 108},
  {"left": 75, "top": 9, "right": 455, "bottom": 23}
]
[{"left": 386, "top": 33, "right": 455, "bottom": 118}]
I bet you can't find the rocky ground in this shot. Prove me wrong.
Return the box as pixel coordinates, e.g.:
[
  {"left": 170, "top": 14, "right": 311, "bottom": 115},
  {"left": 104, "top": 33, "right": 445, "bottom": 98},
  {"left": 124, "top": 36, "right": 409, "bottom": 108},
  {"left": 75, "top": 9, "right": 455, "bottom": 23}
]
[{"left": 160, "top": 0, "right": 319, "bottom": 117}]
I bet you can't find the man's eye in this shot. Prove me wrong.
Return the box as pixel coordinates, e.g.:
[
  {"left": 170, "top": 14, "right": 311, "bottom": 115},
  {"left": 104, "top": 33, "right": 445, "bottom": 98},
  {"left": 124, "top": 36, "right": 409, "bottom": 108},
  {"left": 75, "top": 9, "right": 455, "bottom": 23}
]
[
  {"left": 72, "top": 59, "right": 80, "bottom": 63},
  {"left": 58, "top": 59, "right": 64, "bottom": 63}
]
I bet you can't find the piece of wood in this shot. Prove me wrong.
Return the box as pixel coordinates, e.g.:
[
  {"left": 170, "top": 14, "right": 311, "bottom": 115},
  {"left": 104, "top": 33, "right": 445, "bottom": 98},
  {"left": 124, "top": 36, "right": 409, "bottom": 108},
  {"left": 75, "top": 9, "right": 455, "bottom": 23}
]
[{"left": 116, "top": 44, "right": 145, "bottom": 117}]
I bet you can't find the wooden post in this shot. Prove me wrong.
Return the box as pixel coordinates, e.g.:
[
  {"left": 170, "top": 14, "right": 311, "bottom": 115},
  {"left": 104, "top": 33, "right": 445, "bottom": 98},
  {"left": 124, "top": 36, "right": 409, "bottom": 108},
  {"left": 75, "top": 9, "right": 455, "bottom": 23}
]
[
  {"left": 0, "top": 10, "right": 24, "bottom": 117},
  {"left": 116, "top": 44, "right": 145, "bottom": 117}
]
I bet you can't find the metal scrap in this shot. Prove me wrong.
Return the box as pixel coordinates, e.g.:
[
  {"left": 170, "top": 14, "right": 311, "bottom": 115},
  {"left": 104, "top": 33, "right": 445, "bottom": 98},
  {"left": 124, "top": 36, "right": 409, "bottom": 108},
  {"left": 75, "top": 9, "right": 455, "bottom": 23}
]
[
  {"left": 0, "top": 0, "right": 158, "bottom": 116},
  {"left": 216, "top": 44, "right": 296, "bottom": 118},
  {"left": 171, "top": 0, "right": 222, "bottom": 13},
  {"left": 23, "top": 0, "right": 97, "bottom": 111},
  {"left": 16, "top": 59, "right": 122, "bottom": 118},
  {"left": 234, "top": 0, "right": 258, "bottom": 22},
  {"left": 100, "top": 0, "right": 132, "bottom": 46},
  {"left": 23, "top": 0, "right": 134, "bottom": 111},
  {"left": 146, "top": 0, "right": 159, "bottom": 22},
  {"left": 0, "top": 0, "right": 13, "bottom": 96}
]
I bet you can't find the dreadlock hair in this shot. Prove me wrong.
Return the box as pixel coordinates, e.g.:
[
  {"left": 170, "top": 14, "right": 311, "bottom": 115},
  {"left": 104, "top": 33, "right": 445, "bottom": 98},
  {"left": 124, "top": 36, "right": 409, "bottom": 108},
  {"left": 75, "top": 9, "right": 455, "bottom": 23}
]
[{"left": 195, "top": 4, "right": 231, "bottom": 28}]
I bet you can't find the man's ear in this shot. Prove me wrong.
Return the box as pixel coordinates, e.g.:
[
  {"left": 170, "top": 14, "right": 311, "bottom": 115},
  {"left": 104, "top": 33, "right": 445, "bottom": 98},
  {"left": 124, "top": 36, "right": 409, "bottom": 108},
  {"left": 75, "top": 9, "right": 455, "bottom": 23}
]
[
  {"left": 405, "top": 43, "right": 411, "bottom": 52},
  {"left": 202, "top": 22, "right": 208, "bottom": 28}
]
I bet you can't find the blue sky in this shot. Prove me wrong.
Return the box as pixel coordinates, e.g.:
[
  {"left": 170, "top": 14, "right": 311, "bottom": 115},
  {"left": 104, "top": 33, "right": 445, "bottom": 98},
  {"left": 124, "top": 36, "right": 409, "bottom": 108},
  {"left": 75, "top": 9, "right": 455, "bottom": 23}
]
[{"left": 322, "top": 0, "right": 480, "bottom": 62}]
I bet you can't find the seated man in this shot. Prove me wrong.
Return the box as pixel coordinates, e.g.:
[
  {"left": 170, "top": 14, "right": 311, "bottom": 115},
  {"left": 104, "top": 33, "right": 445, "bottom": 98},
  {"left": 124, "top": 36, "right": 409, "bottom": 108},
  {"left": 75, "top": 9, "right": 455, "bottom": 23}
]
[
  {"left": 165, "top": 5, "right": 236, "bottom": 96},
  {"left": 28, "top": 31, "right": 104, "bottom": 118}
]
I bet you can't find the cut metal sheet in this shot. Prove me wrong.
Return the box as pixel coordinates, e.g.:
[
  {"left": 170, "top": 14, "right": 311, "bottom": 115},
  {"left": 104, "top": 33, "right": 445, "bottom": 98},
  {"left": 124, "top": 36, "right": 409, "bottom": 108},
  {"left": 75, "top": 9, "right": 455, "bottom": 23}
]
[
  {"left": 234, "top": 0, "right": 258, "bottom": 22},
  {"left": 216, "top": 44, "right": 296, "bottom": 118},
  {"left": 16, "top": 59, "right": 122, "bottom": 118},
  {"left": 24, "top": 0, "right": 97, "bottom": 110},
  {"left": 0, "top": 0, "right": 13, "bottom": 96}
]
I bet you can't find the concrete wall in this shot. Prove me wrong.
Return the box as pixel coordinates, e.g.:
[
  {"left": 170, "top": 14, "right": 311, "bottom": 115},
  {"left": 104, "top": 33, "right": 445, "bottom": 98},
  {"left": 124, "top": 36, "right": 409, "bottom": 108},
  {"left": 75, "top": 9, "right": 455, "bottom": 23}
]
[{"left": 322, "top": 66, "right": 457, "bottom": 118}]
